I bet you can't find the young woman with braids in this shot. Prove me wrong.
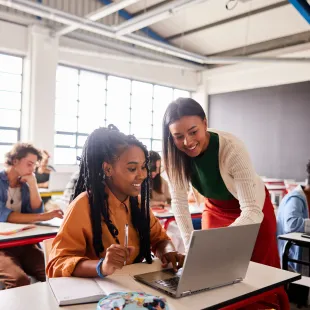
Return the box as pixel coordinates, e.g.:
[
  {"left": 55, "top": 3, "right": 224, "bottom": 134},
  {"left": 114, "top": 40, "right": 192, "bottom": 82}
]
[{"left": 46, "top": 125, "right": 184, "bottom": 278}]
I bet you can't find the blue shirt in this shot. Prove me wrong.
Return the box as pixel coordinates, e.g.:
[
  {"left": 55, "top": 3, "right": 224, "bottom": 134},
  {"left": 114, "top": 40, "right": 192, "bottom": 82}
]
[
  {"left": 276, "top": 185, "right": 308, "bottom": 272},
  {"left": 0, "top": 170, "right": 44, "bottom": 222}
]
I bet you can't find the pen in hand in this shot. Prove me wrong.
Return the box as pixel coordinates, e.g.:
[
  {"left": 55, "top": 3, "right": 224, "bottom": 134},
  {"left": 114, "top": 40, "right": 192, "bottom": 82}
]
[{"left": 124, "top": 223, "right": 128, "bottom": 266}]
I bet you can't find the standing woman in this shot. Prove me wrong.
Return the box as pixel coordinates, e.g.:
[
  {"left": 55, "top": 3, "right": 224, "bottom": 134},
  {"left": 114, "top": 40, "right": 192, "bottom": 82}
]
[{"left": 163, "top": 98, "right": 280, "bottom": 268}]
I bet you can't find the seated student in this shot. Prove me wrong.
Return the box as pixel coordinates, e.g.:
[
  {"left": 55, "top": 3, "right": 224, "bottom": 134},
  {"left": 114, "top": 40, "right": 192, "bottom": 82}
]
[
  {"left": 35, "top": 150, "right": 55, "bottom": 189},
  {"left": 277, "top": 160, "right": 310, "bottom": 273},
  {"left": 48, "top": 170, "right": 79, "bottom": 212},
  {"left": 149, "top": 151, "right": 171, "bottom": 208},
  {"left": 0, "top": 143, "right": 64, "bottom": 289},
  {"left": 46, "top": 126, "right": 184, "bottom": 278}
]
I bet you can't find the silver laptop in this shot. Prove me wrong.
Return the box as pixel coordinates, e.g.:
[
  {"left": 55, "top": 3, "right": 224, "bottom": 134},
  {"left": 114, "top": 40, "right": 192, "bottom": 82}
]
[
  {"left": 134, "top": 223, "right": 260, "bottom": 298},
  {"left": 39, "top": 172, "right": 72, "bottom": 192}
]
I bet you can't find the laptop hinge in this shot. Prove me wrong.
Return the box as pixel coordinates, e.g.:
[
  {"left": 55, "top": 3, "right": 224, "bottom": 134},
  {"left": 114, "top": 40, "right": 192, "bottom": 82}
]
[
  {"left": 204, "top": 278, "right": 243, "bottom": 291},
  {"left": 181, "top": 290, "right": 192, "bottom": 297},
  {"left": 234, "top": 277, "right": 243, "bottom": 284}
]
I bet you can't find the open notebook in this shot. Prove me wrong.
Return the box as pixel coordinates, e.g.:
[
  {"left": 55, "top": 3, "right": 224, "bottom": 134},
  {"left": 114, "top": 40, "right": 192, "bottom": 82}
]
[
  {"left": 0, "top": 223, "right": 35, "bottom": 236},
  {"left": 48, "top": 274, "right": 145, "bottom": 306}
]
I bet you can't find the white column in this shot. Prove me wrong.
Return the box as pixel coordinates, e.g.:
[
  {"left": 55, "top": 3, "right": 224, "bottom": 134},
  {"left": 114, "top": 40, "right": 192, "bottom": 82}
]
[
  {"left": 192, "top": 72, "right": 209, "bottom": 119},
  {"left": 22, "top": 25, "right": 58, "bottom": 163}
]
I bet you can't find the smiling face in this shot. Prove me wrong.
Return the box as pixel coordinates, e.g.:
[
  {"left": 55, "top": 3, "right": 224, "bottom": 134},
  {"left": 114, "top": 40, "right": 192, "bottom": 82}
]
[
  {"left": 169, "top": 115, "right": 209, "bottom": 158},
  {"left": 104, "top": 145, "right": 148, "bottom": 201}
]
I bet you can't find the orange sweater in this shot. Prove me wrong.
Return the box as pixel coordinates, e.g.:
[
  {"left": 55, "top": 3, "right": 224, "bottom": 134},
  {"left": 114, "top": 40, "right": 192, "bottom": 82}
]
[{"left": 46, "top": 188, "right": 171, "bottom": 277}]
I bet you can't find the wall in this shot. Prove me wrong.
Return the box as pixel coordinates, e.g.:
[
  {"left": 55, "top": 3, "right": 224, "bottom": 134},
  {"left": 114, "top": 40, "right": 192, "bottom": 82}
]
[
  {"left": 0, "top": 19, "right": 199, "bottom": 170},
  {"left": 209, "top": 81, "right": 310, "bottom": 181},
  {"left": 205, "top": 44, "right": 310, "bottom": 95}
]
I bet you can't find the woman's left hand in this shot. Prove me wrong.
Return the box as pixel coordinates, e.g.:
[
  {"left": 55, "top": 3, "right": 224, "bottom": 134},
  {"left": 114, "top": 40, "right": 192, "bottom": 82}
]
[{"left": 161, "top": 252, "right": 185, "bottom": 272}]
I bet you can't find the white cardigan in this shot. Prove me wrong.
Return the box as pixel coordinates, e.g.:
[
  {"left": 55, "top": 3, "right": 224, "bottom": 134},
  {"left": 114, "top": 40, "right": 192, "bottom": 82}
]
[{"left": 168, "top": 129, "right": 266, "bottom": 251}]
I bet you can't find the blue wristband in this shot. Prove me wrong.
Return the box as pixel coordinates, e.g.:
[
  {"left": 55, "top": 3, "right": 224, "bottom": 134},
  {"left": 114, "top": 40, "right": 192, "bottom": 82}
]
[{"left": 96, "top": 258, "right": 106, "bottom": 279}]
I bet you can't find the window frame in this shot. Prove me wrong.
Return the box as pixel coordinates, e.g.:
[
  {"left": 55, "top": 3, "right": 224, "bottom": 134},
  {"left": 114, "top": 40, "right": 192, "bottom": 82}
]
[
  {"left": 55, "top": 64, "right": 191, "bottom": 165},
  {"left": 0, "top": 52, "right": 23, "bottom": 162}
]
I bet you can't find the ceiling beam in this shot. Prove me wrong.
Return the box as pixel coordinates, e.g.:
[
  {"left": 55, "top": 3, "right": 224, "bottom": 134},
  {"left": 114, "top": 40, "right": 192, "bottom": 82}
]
[
  {"left": 166, "top": 1, "right": 289, "bottom": 41},
  {"left": 131, "top": 0, "right": 171, "bottom": 17},
  {"left": 99, "top": 0, "right": 168, "bottom": 43},
  {"left": 114, "top": 0, "right": 210, "bottom": 37},
  {"left": 207, "top": 30, "right": 310, "bottom": 57},
  {"left": 288, "top": 0, "right": 310, "bottom": 24},
  {"left": 56, "top": 0, "right": 140, "bottom": 37}
]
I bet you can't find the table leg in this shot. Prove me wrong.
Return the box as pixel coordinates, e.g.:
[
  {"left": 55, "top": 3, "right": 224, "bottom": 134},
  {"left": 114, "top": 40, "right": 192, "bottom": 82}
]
[
  {"left": 282, "top": 241, "right": 293, "bottom": 271},
  {"left": 308, "top": 247, "right": 310, "bottom": 277}
]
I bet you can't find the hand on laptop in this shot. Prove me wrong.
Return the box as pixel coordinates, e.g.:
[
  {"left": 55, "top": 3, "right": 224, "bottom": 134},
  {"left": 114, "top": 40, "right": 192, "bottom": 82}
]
[
  {"left": 161, "top": 252, "right": 185, "bottom": 273},
  {"left": 101, "top": 244, "right": 135, "bottom": 276}
]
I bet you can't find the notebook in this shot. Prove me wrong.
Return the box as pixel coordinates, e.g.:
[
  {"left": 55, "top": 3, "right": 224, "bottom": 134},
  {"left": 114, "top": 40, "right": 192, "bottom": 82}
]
[
  {"left": 48, "top": 274, "right": 145, "bottom": 306},
  {"left": 0, "top": 223, "right": 35, "bottom": 236}
]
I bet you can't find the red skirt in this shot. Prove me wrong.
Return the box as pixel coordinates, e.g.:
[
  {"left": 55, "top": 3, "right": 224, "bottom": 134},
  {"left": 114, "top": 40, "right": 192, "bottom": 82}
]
[{"left": 202, "top": 187, "right": 280, "bottom": 268}]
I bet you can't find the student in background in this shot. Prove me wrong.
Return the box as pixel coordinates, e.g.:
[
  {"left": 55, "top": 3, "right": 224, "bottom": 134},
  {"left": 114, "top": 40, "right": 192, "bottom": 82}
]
[
  {"left": 47, "top": 125, "right": 184, "bottom": 278},
  {"left": 61, "top": 170, "right": 79, "bottom": 206},
  {"left": 35, "top": 150, "right": 55, "bottom": 188},
  {"left": 277, "top": 160, "right": 310, "bottom": 273},
  {"left": 149, "top": 151, "right": 171, "bottom": 208},
  {"left": 163, "top": 98, "right": 280, "bottom": 268},
  {"left": 49, "top": 170, "right": 79, "bottom": 212},
  {"left": 0, "top": 143, "right": 63, "bottom": 289}
]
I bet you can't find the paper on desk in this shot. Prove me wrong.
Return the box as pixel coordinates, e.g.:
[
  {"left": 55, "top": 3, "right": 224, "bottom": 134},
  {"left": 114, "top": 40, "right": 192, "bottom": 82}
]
[
  {"left": 95, "top": 274, "right": 144, "bottom": 295},
  {"left": 48, "top": 277, "right": 105, "bottom": 306},
  {"left": 0, "top": 223, "right": 35, "bottom": 235}
]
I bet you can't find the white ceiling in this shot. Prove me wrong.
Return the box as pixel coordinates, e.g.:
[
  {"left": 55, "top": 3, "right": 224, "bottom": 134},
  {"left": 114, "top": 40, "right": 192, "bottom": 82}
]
[
  {"left": 126, "top": 0, "right": 166, "bottom": 14},
  {"left": 126, "top": 0, "right": 310, "bottom": 55},
  {"left": 170, "top": 4, "right": 310, "bottom": 54},
  {"left": 0, "top": 0, "right": 309, "bottom": 58}
]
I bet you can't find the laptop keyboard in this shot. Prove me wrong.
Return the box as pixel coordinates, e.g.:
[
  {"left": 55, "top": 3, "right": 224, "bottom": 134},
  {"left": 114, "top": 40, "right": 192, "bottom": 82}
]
[{"left": 155, "top": 277, "right": 180, "bottom": 290}]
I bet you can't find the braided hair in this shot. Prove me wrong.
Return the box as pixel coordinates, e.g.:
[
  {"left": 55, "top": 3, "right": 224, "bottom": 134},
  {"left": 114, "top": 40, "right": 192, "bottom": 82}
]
[{"left": 73, "top": 125, "right": 152, "bottom": 264}]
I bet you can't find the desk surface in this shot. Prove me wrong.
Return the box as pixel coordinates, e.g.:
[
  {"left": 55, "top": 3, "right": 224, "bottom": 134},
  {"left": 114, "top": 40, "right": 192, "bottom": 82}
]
[
  {"left": 0, "top": 225, "right": 58, "bottom": 248},
  {"left": 278, "top": 232, "right": 310, "bottom": 244},
  {"left": 39, "top": 189, "right": 64, "bottom": 197},
  {"left": 153, "top": 204, "right": 203, "bottom": 219},
  {"left": 0, "top": 260, "right": 300, "bottom": 310},
  {"left": 263, "top": 178, "right": 284, "bottom": 183},
  {"left": 266, "top": 184, "right": 286, "bottom": 191}
]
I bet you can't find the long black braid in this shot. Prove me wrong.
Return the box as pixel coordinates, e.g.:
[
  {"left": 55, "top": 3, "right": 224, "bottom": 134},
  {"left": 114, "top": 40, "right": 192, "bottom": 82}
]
[{"left": 73, "top": 125, "right": 152, "bottom": 264}]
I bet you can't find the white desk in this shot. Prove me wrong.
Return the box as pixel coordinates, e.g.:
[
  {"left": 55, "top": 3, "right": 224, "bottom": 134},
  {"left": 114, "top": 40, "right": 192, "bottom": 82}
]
[
  {"left": 266, "top": 184, "right": 286, "bottom": 191},
  {"left": 153, "top": 204, "right": 203, "bottom": 219},
  {"left": 39, "top": 189, "right": 64, "bottom": 197},
  {"left": 263, "top": 178, "right": 284, "bottom": 183},
  {"left": 153, "top": 204, "right": 203, "bottom": 230},
  {"left": 0, "top": 225, "right": 58, "bottom": 249},
  {"left": 0, "top": 260, "right": 300, "bottom": 310},
  {"left": 278, "top": 232, "right": 310, "bottom": 273}
]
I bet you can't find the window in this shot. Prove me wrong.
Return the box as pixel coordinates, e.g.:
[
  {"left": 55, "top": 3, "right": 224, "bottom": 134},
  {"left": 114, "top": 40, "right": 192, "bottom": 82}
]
[
  {"left": 0, "top": 54, "right": 23, "bottom": 163},
  {"left": 55, "top": 65, "right": 190, "bottom": 164}
]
